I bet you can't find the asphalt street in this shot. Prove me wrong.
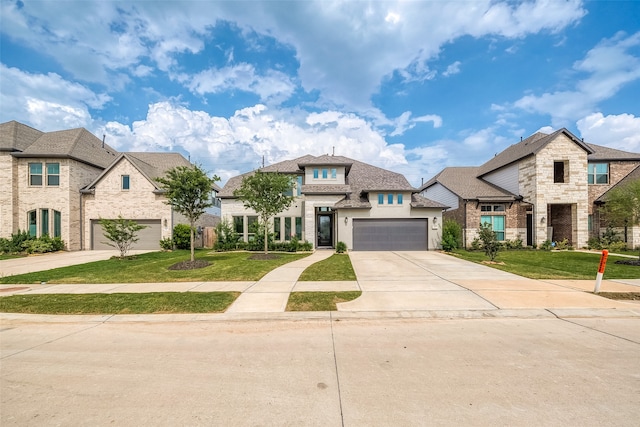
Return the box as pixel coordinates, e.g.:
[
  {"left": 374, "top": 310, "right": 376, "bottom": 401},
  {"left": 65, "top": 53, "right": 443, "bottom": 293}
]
[{"left": 1, "top": 315, "right": 639, "bottom": 426}]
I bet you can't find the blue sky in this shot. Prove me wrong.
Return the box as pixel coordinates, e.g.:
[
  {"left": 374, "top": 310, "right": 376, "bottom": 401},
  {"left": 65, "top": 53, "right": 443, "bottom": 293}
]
[{"left": 1, "top": 0, "right": 639, "bottom": 186}]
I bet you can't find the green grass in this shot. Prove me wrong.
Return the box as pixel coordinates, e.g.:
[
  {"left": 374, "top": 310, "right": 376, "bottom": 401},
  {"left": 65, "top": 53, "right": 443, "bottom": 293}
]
[
  {"left": 450, "top": 249, "right": 640, "bottom": 279},
  {"left": 298, "top": 254, "right": 356, "bottom": 281},
  {"left": 0, "top": 253, "right": 24, "bottom": 261},
  {"left": 0, "top": 250, "right": 310, "bottom": 284},
  {"left": 286, "top": 291, "right": 362, "bottom": 311},
  {"left": 0, "top": 292, "right": 239, "bottom": 314}
]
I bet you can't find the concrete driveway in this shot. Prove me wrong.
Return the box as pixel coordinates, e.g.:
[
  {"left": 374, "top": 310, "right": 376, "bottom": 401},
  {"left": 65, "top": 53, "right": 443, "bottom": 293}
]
[
  {"left": 340, "top": 251, "right": 635, "bottom": 312},
  {"left": 0, "top": 250, "right": 156, "bottom": 277}
]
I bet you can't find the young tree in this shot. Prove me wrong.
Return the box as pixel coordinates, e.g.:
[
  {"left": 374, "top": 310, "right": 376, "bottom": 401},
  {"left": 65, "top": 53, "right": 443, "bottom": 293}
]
[
  {"left": 99, "top": 216, "right": 147, "bottom": 258},
  {"left": 478, "top": 221, "right": 500, "bottom": 261},
  {"left": 600, "top": 178, "right": 640, "bottom": 259},
  {"left": 234, "top": 171, "right": 296, "bottom": 254},
  {"left": 156, "top": 164, "right": 220, "bottom": 263}
]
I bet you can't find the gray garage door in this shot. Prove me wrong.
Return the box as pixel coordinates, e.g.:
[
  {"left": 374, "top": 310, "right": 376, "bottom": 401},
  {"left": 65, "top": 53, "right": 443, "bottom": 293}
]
[
  {"left": 352, "top": 219, "right": 428, "bottom": 251},
  {"left": 91, "top": 219, "right": 161, "bottom": 250}
]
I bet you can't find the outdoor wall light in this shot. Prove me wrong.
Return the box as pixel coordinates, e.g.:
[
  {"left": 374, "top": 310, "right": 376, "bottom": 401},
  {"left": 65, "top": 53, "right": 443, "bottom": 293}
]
[
  {"left": 432, "top": 217, "right": 438, "bottom": 224},
  {"left": 540, "top": 216, "right": 546, "bottom": 224},
  {"left": 344, "top": 217, "right": 348, "bottom": 225}
]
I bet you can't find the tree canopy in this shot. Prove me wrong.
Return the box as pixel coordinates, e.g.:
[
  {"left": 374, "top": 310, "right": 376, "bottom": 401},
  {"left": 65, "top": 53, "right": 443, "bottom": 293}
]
[
  {"left": 156, "top": 164, "right": 220, "bottom": 262},
  {"left": 600, "top": 178, "right": 640, "bottom": 259},
  {"left": 234, "top": 171, "right": 296, "bottom": 254}
]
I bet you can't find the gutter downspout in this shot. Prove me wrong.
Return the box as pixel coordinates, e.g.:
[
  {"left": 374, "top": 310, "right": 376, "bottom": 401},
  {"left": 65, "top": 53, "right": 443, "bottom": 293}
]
[{"left": 463, "top": 200, "right": 468, "bottom": 249}]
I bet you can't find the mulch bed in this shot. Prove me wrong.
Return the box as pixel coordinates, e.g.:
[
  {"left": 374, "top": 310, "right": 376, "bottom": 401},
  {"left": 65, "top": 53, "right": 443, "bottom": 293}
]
[
  {"left": 168, "top": 260, "right": 210, "bottom": 270},
  {"left": 597, "top": 292, "right": 640, "bottom": 301},
  {"left": 614, "top": 259, "right": 640, "bottom": 266}
]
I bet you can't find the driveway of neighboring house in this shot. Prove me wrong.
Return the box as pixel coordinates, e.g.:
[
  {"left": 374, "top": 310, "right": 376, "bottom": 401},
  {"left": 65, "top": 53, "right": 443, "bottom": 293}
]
[
  {"left": 0, "top": 250, "right": 155, "bottom": 277},
  {"left": 340, "top": 251, "right": 635, "bottom": 311}
]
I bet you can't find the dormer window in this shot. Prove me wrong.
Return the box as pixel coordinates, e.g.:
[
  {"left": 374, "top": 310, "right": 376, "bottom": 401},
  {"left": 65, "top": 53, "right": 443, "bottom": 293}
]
[{"left": 322, "top": 168, "right": 328, "bottom": 179}]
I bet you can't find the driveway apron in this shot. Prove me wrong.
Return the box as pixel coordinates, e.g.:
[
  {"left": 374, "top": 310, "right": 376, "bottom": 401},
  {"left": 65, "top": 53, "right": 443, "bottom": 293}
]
[{"left": 339, "top": 251, "right": 632, "bottom": 312}]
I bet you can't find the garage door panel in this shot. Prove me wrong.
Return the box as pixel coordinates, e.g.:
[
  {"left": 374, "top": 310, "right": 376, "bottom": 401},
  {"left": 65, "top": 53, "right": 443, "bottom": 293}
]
[
  {"left": 353, "top": 219, "right": 428, "bottom": 251},
  {"left": 92, "top": 219, "right": 161, "bottom": 250}
]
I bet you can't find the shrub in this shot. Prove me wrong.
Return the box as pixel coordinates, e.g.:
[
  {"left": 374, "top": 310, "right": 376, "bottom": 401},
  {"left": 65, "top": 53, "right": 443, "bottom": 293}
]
[
  {"left": 336, "top": 241, "right": 347, "bottom": 253},
  {"left": 608, "top": 241, "right": 627, "bottom": 253},
  {"left": 540, "top": 240, "right": 553, "bottom": 251},
  {"left": 504, "top": 237, "right": 524, "bottom": 250},
  {"left": 554, "top": 238, "right": 570, "bottom": 250},
  {"left": 299, "top": 240, "right": 313, "bottom": 251},
  {"left": 214, "top": 219, "right": 241, "bottom": 251},
  {"left": 441, "top": 220, "right": 463, "bottom": 252},
  {"left": 470, "top": 237, "right": 482, "bottom": 251},
  {"left": 172, "top": 224, "right": 192, "bottom": 250},
  {"left": 159, "top": 238, "right": 173, "bottom": 250}
]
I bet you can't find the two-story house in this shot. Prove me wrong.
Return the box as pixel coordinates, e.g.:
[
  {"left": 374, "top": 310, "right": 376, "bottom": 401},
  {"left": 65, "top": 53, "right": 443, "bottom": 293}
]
[
  {"left": 0, "top": 120, "right": 208, "bottom": 251},
  {"left": 420, "top": 128, "right": 640, "bottom": 249},
  {"left": 219, "top": 155, "right": 447, "bottom": 251}
]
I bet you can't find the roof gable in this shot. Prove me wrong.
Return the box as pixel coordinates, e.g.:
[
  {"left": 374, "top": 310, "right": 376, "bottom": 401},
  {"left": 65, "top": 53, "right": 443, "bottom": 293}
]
[
  {"left": 422, "top": 166, "right": 517, "bottom": 201},
  {"left": 476, "top": 128, "right": 592, "bottom": 177},
  {"left": 587, "top": 143, "right": 640, "bottom": 161}
]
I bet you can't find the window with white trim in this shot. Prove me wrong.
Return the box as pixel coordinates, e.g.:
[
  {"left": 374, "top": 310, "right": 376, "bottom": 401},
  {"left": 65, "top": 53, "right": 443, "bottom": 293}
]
[
  {"left": 29, "top": 163, "right": 42, "bottom": 186},
  {"left": 46, "top": 163, "right": 59, "bottom": 186},
  {"left": 480, "top": 204, "right": 505, "bottom": 241}
]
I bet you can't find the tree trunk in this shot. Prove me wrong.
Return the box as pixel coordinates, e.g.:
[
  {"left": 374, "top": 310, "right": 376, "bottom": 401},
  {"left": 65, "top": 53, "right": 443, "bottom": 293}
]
[
  {"left": 190, "top": 220, "right": 195, "bottom": 262},
  {"left": 264, "top": 217, "right": 268, "bottom": 255}
]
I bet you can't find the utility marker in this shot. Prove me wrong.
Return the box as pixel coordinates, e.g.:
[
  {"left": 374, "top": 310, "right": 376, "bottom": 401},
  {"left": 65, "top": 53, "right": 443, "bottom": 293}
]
[{"left": 593, "top": 249, "right": 609, "bottom": 293}]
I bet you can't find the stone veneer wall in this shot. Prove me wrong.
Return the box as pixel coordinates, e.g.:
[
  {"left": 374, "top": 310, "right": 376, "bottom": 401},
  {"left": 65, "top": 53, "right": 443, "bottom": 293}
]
[
  {"left": 0, "top": 153, "right": 15, "bottom": 238},
  {"left": 16, "top": 158, "right": 102, "bottom": 251},
  {"left": 82, "top": 158, "right": 172, "bottom": 250},
  {"left": 519, "top": 134, "right": 589, "bottom": 248}
]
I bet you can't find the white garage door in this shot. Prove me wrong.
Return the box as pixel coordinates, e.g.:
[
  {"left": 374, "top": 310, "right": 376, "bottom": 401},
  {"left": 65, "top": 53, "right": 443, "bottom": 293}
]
[
  {"left": 353, "top": 219, "right": 428, "bottom": 251},
  {"left": 91, "top": 219, "right": 161, "bottom": 250}
]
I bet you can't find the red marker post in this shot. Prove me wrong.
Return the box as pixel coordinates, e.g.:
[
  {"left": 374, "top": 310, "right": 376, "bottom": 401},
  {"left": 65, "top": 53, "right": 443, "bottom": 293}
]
[{"left": 593, "top": 249, "right": 609, "bottom": 293}]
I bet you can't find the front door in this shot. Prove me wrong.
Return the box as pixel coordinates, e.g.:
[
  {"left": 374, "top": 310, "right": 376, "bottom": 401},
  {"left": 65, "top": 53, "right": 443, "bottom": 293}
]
[
  {"left": 526, "top": 213, "right": 533, "bottom": 246},
  {"left": 317, "top": 214, "right": 333, "bottom": 247}
]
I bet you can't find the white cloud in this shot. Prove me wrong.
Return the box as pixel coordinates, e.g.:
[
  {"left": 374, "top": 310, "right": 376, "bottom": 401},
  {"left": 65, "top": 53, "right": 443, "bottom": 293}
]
[
  {"left": 442, "top": 61, "right": 461, "bottom": 77},
  {"left": 577, "top": 112, "right": 640, "bottom": 152},
  {"left": 389, "top": 112, "right": 442, "bottom": 137},
  {"left": 181, "top": 63, "right": 296, "bottom": 103},
  {"left": 1, "top": 0, "right": 587, "bottom": 110},
  {"left": 0, "top": 64, "right": 111, "bottom": 130},
  {"left": 98, "top": 102, "right": 412, "bottom": 184},
  {"left": 512, "top": 31, "right": 640, "bottom": 126}
]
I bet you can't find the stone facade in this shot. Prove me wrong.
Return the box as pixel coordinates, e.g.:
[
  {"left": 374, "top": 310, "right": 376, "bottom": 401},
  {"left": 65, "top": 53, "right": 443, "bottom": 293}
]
[{"left": 82, "top": 157, "right": 174, "bottom": 250}]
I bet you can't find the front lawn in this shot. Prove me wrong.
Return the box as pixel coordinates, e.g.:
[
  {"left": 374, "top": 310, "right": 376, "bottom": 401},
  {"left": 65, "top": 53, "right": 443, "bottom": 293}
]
[
  {"left": 0, "top": 292, "right": 239, "bottom": 314},
  {"left": 298, "top": 254, "right": 356, "bottom": 281},
  {"left": 450, "top": 249, "right": 640, "bottom": 279},
  {"left": 286, "top": 291, "right": 362, "bottom": 311},
  {"left": 0, "top": 250, "right": 311, "bottom": 284}
]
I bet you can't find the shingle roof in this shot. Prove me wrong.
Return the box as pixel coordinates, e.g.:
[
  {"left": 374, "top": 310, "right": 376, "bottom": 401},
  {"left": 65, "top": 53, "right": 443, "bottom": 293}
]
[
  {"left": 83, "top": 152, "right": 191, "bottom": 191},
  {"left": 12, "top": 127, "right": 119, "bottom": 168},
  {"left": 220, "top": 154, "right": 443, "bottom": 210},
  {"left": 595, "top": 165, "right": 640, "bottom": 203},
  {"left": 410, "top": 194, "right": 448, "bottom": 208},
  {"left": 421, "top": 166, "right": 517, "bottom": 200},
  {"left": 476, "top": 128, "right": 592, "bottom": 177},
  {"left": 586, "top": 143, "right": 640, "bottom": 161},
  {"left": 0, "top": 120, "right": 43, "bottom": 152}
]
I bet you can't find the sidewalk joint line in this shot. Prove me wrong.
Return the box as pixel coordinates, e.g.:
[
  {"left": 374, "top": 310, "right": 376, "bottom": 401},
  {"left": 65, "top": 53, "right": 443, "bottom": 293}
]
[{"left": 329, "top": 311, "right": 345, "bottom": 427}]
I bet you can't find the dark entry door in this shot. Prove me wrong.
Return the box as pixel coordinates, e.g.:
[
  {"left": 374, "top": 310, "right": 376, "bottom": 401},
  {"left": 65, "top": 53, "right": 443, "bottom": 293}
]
[
  {"left": 526, "top": 214, "right": 533, "bottom": 246},
  {"left": 317, "top": 214, "right": 333, "bottom": 247}
]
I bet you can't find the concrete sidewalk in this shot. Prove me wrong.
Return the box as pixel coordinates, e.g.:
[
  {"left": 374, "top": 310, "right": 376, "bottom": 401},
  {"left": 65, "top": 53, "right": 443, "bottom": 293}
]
[{"left": 1, "top": 250, "right": 639, "bottom": 317}]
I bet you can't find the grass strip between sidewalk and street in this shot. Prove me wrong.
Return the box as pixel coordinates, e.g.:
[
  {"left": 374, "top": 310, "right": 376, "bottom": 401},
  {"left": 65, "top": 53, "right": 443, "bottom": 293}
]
[
  {"left": 0, "top": 250, "right": 310, "bottom": 284},
  {"left": 0, "top": 292, "right": 240, "bottom": 314},
  {"left": 449, "top": 249, "right": 640, "bottom": 279},
  {"left": 286, "top": 291, "right": 362, "bottom": 311},
  {"left": 297, "top": 253, "right": 356, "bottom": 281}
]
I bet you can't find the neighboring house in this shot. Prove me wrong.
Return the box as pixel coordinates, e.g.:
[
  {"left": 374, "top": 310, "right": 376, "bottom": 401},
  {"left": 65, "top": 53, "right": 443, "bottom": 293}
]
[
  {"left": 420, "top": 128, "right": 640, "bottom": 249},
  {"left": 0, "top": 120, "right": 212, "bottom": 251},
  {"left": 219, "top": 155, "right": 447, "bottom": 251}
]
